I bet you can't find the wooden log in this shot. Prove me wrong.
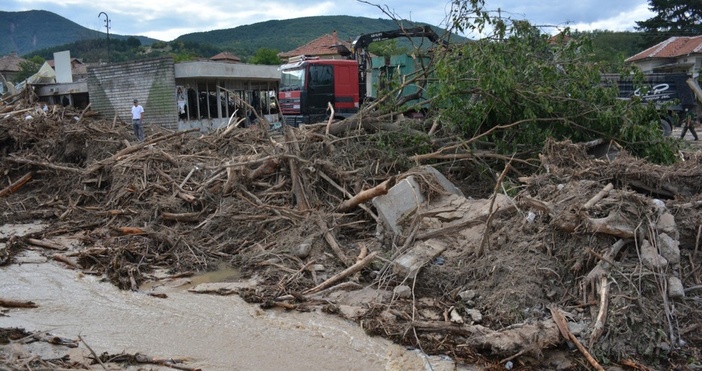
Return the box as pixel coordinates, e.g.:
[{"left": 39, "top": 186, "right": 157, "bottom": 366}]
[
  {"left": 27, "top": 238, "right": 67, "bottom": 251},
  {"left": 589, "top": 276, "right": 610, "bottom": 348},
  {"left": 337, "top": 176, "right": 396, "bottom": 212},
  {"left": 248, "top": 157, "right": 280, "bottom": 181},
  {"left": 134, "top": 353, "right": 201, "bottom": 371},
  {"left": 52, "top": 254, "right": 82, "bottom": 269},
  {"left": 583, "top": 183, "right": 613, "bottom": 210},
  {"left": 0, "top": 298, "right": 38, "bottom": 308},
  {"left": 161, "top": 212, "right": 200, "bottom": 222},
  {"left": 316, "top": 218, "right": 351, "bottom": 267},
  {"left": 86, "top": 128, "right": 200, "bottom": 173},
  {"left": 8, "top": 156, "right": 82, "bottom": 173},
  {"left": 116, "top": 226, "right": 146, "bottom": 235},
  {"left": 0, "top": 172, "right": 32, "bottom": 197},
  {"left": 549, "top": 305, "right": 604, "bottom": 371},
  {"left": 302, "top": 251, "right": 378, "bottom": 295},
  {"left": 73, "top": 103, "right": 92, "bottom": 125}
]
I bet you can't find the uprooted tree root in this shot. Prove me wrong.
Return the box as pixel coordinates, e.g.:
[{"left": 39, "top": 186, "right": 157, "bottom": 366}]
[{"left": 2, "top": 95, "right": 702, "bottom": 370}]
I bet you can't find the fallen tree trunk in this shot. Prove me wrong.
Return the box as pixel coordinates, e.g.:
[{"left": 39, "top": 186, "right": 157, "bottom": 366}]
[
  {"left": 0, "top": 298, "right": 38, "bottom": 308},
  {"left": 0, "top": 172, "right": 32, "bottom": 197},
  {"left": 337, "top": 176, "right": 395, "bottom": 212}
]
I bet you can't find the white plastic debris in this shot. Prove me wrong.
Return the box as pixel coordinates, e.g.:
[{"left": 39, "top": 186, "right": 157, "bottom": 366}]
[{"left": 526, "top": 211, "right": 536, "bottom": 223}]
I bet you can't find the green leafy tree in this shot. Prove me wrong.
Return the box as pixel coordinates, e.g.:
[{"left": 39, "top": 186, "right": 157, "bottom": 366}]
[
  {"left": 430, "top": 0, "right": 677, "bottom": 165},
  {"left": 15, "top": 56, "right": 45, "bottom": 82},
  {"left": 368, "top": 39, "right": 408, "bottom": 57},
  {"left": 249, "top": 47, "right": 281, "bottom": 65},
  {"left": 636, "top": 0, "right": 702, "bottom": 46},
  {"left": 126, "top": 36, "right": 142, "bottom": 48}
]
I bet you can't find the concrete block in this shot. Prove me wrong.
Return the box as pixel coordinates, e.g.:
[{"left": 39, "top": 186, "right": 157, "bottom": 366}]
[
  {"left": 418, "top": 165, "right": 463, "bottom": 197},
  {"left": 373, "top": 175, "right": 424, "bottom": 235},
  {"left": 373, "top": 166, "right": 463, "bottom": 236},
  {"left": 392, "top": 239, "right": 447, "bottom": 278}
]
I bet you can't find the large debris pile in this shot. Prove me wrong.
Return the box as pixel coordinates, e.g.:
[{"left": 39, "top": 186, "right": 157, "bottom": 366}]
[{"left": 1, "top": 91, "right": 702, "bottom": 370}]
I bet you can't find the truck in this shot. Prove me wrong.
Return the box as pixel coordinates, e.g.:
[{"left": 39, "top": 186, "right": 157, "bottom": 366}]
[
  {"left": 603, "top": 72, "right": 701, "bottom": 136},
  {"left": 278, "top": 26, "right": 448, "bottom": 126}
]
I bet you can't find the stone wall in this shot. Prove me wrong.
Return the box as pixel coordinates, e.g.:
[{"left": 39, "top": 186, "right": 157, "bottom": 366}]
[{"left": 87, "top": 57, "right": 178, "bottom": 130}]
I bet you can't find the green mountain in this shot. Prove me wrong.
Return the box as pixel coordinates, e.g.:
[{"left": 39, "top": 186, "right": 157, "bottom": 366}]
[
  {"left": 1, "top": 10, "right": 645, "bottom": 70},
  {"left": 174, "top": 16, "right": 462, "bottom": 57},
  {"left": 0, "top": 10, "right": 158, "bottom": 56}
]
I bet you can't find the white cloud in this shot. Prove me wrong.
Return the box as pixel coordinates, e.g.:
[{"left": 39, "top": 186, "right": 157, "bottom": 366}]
[{"left": 2, "top": 0, "right": 655, "bottom": 41}]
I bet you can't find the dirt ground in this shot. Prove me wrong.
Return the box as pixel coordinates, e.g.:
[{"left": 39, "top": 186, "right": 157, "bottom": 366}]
[{"left": 1, "top": 93, "right": 702, "bottom": 370}]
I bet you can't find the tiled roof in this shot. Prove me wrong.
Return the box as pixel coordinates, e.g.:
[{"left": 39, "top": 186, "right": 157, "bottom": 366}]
[
  {"left": 279, "top": 32, "right": 352, "bottom": 58},
  {"left": 0, "top": 52, "right": 25, "bottom": 72},
  {"left": 210, "top": 52, "right": 241, "bottom": 63},
  {"left": 626, "top": 35, "right": 702, "bottom": 62},
  {"left": 47, "top": 58, "right": 83, "bottom": 68}
]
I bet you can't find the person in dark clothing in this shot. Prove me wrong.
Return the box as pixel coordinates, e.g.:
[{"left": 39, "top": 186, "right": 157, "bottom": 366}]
[{"left": 680, "top": 107, "right": 699, "bottom": 141}]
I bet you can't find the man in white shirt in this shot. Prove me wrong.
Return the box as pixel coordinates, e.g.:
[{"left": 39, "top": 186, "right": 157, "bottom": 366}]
[{"left": 131, "top": 99, "right": 145, "bottom": 141}]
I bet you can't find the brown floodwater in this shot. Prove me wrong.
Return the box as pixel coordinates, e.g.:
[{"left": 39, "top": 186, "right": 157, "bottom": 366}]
[{"left": 0, "top": 224, "right": 464, "bottom": 371}]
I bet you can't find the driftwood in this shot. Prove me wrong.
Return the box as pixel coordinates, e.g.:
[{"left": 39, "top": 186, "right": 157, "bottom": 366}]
[
  {"left": 589, "top": 276, "right": 610, "bottom": 348},
  {"left": 583, "top": 183, "right": 613, "bottom": 210},
  {"left": 0, "top": 171, "right": 32, "bottom": 197},
  {"left": 86, "top": 128, "right": 200, "bottom": 173},
  {"left": 27, "top": 238, "right": 67, "bottom": 251},
  {"left": 0, "top": 298, "right": 38, "bottom": 308},
  {"left": 337, "top": 176, "right": 396, "bottom": 212},
  {"left": 161, "top": 212, "right": 201, "bottom": 222},
  {"left": 53, "top": 253, "right": 82, "bottom": 269},
  {"left": 550, "top": 305, "right": 604, "bottom": 371},
  {"left": 302, "top": 251, "right": 378, "bottom": 296},
  {"left": 316, "top": 218, "right": 351, "bottom": 266},
  {"left": 412, "top": 319, "right": 561, "bottom": 357}
]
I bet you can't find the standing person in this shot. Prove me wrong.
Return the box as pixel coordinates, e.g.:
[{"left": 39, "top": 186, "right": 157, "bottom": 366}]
[
  {"left": 131, "top": 99, "right": 145, "bottom": 141},
  {"left": 680, "top": 107, "right": 699, "bottom": 141}
]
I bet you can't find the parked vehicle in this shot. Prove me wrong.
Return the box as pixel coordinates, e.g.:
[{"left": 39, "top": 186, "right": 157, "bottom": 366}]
[
  {"left": 278, "top": 26, "right": 448, "bottom": 126},
  {"left": 603, "top": 73, "right": 700, "bottom": 136}
]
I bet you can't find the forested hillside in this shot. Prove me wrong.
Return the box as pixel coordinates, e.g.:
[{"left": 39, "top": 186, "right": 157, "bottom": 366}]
[
  {"left": 0, "top": 10, "right": 157, "bottom": 56},
  {"left": 3, "top": 10, "right": 649, "bottom": 70},
  {"left": 174, "top": 16, "right": 461, "bottom": 57}
]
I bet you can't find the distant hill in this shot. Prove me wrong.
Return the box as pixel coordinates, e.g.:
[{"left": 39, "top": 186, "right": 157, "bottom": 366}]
[
  {"left": 0, "top": 10, "right": 158, "bottom": 56},
  {"left": 175, "top": 16, "right": 462, "bottom": 57},
  {"left": 0, "top": 10, "right": 645, "bottom": 69}
]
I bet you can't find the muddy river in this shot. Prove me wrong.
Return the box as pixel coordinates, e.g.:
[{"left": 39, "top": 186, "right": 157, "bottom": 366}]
[{"left": 0, "top": 224, "right": 463, "bottom": 370}]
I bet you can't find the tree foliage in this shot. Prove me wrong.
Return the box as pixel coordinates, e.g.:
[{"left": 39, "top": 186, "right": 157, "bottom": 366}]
[
  {"left": 636, "top": 0, "right": 702, "bottom": 46},
  {"left": 428, "top": 0, "right": 677, "bottom": 165},
  {"left": 249, "top": 48, "right": 281, "bottom": 65},
  {"left": 15, "top": 56, "right": 45, "bottom": 82}
]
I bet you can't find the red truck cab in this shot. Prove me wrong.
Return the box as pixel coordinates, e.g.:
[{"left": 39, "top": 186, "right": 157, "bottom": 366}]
[{"left": 279, "top": 57, "right": 360, "bottom": 126}]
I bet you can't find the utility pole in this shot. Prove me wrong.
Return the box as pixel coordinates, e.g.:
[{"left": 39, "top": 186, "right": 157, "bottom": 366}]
[{"left": 98, "top": 12, "right": 111, "bottom": 63}]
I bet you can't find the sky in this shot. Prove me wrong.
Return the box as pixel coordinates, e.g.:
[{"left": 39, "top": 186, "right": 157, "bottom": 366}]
[{"left": 2, "top": 0, "right": 655, "bottom": 42}]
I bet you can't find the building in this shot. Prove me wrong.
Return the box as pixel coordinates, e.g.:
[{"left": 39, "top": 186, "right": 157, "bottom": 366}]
[
  {"left": 33, "top": 51, "right": 90, "bottom": 109},
  {"left": 210, "top": 52, "right": 242, "bottom": 64},
  {"left": 85, "top": 56, "right": 280, "bottom": 132},
  {"left": 278, "top": 31, "right": 352, "bottom": 62},
  {"left": 626, "top": 35, "right": 702, "bottom": 77},
  {"left": 0, "top": 52, "right": 26, "bottom": 93}
]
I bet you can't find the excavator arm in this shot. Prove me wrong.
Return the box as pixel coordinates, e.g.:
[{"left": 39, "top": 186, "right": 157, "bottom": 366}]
[
  {"left": 341, "top": 25, "right": 449, "bottom": 102},
  {"left": 351, "top": 25, "right": 448, "bottom": 52}
]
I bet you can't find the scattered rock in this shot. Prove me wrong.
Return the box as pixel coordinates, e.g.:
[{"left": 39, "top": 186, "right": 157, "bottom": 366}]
[
  {"left": 657, "top": 233, "right": 680, "bottom": 264},
  {"left": 667, "top": 276, "right": 685, "bottom": 299},
  {"left": 656, "top": 212, "right": 678, "bottom": 239},
  {"left": 639, "top": 239, "right": 668, "bottom": 270},
  {"left": 393, "top": 285, "right": 412, "bottom": 298},
  {"left": 458, "top": 289, "right": 477, "bottom": 302},
  {"left": 465, "top": 308, "right": 483, "bottom": 323}
]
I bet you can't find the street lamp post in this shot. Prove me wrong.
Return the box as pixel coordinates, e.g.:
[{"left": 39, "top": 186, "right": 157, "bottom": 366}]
[{"left": 98, "top": 12, "right": 111, "bottom": 63}]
